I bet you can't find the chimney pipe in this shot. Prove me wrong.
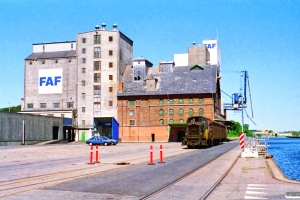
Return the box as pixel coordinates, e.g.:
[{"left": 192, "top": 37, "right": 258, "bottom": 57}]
[{"left": 113, "top": 24, "right": 117, "bottom": 30}]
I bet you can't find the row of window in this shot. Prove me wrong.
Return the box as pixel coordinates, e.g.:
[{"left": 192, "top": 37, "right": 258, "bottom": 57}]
[
  {"left": 159, "top": 108, "right": 204, "bottom": 116},
  {"left": 128, "top": 119, "right": 186, "bottom": 126},
  {"left": 27, "top": 102, "right": 73, "bottom": 109},
  {"left": 128, "top": 99, "right": 205, "bottom": 106},
  {"left": 29, "top": 59, "right": 73, "bottom": 65},
  {"left": 81, "top": 49, "right": 113, "bottom": 62},
  {"left": 160, "top": 98, "right": 204, "bottom": 105},
  {"left": 81, "top": 62, "right": 113, "bottom": 80},
  {"left": 81, "top": 75, "right": 113, "bottom": 86},
  {"left": 128, "top": 108, "right": 204, "bottom": 117},
  {"left": 81, "top": 101, "right": 113, "bottom": 112},
  {"left": 81, "top": 35, "right": 114, "bottom": 44}
]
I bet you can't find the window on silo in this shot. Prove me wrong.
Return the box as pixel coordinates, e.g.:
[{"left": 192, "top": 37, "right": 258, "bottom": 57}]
[
  {"left": 94, "top": 85, "right": 101, "bottom": 95},
  {"left": 94, "top": 47, "right": 101, "bottom": 58},
  {"left": 94, "top": 61, "right": 101, "bottom": 71},
  {"left": 40, "top": 103, "right": 46, "bottom": 108},
  {"left": 94, "top": 73, "right": 101, "bottom": 83},
  {"left": 53, "top": 103, "right": 60, "bottom": 108},
  {"left": 94, "top": 35, "right": 101, "bottom": 44}
]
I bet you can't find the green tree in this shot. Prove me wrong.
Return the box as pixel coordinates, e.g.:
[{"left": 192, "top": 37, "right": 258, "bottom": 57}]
[
  {"left": 227, "top": 120, "right": 242, "bottom": 137},
  {"left": 0, "top": 105, "right": 21, "bottom": 112}
]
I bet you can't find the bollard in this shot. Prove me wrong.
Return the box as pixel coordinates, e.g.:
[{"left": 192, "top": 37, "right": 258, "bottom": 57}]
[
  {"left": 94, "top": 145, "right": 100, "bottom": 163},
  {"left": 158, "top": 144, "right": 165, "bottom": 163},
  {"left": 240, "top": 132, "right": 245, "bottom": 149},
  {"left": 148, "top": 145, "right": 155, "bottom": 165},
  {"left": 88, "top": 145, "right": 95, "bottom": 165}
]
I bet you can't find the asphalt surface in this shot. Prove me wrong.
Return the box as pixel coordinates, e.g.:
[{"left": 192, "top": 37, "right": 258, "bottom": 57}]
[{"left": 42, "top": 141, "right": 238, "bottom": 199}]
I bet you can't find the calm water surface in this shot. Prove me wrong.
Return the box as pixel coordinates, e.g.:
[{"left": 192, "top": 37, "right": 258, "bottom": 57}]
[{"left": 268, "top": 137, "right": 300, "bottom": 181}]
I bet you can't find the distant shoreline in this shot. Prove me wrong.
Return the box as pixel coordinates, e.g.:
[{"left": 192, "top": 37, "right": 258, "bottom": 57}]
[{"left": 286, "top": 136, "right": 300, "bottom": 138}]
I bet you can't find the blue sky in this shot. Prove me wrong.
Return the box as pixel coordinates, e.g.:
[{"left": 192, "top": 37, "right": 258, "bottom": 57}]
[{"left": 0, "top": 0, "right": 299, "bottom": 132}]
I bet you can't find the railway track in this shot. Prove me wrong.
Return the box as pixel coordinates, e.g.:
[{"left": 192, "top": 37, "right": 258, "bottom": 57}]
[
  {"left": 0, "top": 144, "right": 190, "bottom": 199},
  {"left": 141, "top": 145, "right": 240, "bottom": 200}
]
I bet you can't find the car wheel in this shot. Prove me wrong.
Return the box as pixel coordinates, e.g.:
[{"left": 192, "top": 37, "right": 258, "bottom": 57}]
[
  {"left": 89, "top": 143, "right": 93, "bottom": 146},
  {"left": 113, "top": 143, "right": 116, "bottom": 145},
  {"left": 104, "top": 142, "right": 108, "bottom": 146}
]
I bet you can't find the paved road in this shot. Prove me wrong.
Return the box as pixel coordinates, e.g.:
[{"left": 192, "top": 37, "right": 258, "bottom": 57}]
[
  {"left": 0, "top": 141, "right": 238, "bottom": 199},
  {"left": 42, "top": 141, "right": 238, "bottom": 199}
]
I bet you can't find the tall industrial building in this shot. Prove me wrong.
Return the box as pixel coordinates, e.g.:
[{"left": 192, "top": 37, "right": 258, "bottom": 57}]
[{"left": 22, "top": 24, "right": 133, "bottom": 141}]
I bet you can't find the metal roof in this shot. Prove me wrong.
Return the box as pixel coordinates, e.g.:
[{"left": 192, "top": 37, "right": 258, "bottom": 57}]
[
  {"left": 118, "top": 64, "right": 218, "bottom": 96},
  {"left": 25, "top": 50, "right": 76, "bottom": 60}
]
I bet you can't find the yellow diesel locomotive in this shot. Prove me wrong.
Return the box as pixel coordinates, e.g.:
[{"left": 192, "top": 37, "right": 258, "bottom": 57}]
[{"left": 182, "top": 116, "right": 227, "bottom": 148}]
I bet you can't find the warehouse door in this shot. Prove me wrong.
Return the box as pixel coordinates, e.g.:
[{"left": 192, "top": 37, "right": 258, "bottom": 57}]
[
  {"left": 177, "top": 131, "right": 185, "bottom": 142},
  {"left": 53, "top": 126, "right": 59, "bottom": 140}
]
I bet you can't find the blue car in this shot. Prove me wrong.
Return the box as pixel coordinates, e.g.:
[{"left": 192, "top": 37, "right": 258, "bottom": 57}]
[
  {"left": 100, "top": 136, "right": 118, "bottom": 145},
  {"left": 85, "top": 136, "right": 112, "bottom": 146}
]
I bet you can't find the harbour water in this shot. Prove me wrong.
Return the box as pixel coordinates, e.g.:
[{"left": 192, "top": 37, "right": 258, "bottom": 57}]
[{"left": 268, "top": 137, "right": 300, "bottom": 181}]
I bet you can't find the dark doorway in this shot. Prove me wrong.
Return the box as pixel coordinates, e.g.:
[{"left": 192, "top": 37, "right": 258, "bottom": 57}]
[
  {"left": 53, "top": 126, "right": 59, "bottom": 140},
  {"left": 151, "top": 133, "right": 155, "bottom": 142},
  {"left": 177, "top": 131, "right": 185, "bottom": 142}
]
